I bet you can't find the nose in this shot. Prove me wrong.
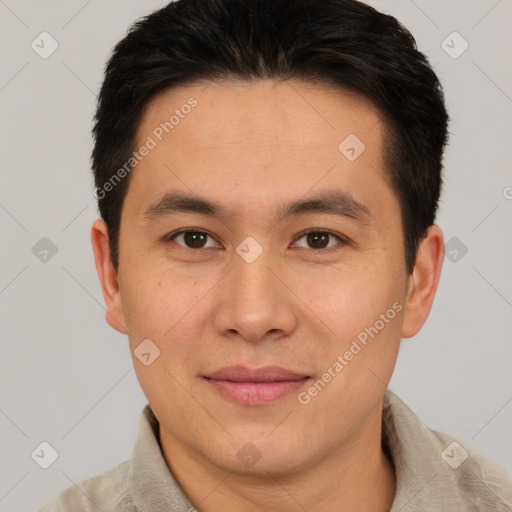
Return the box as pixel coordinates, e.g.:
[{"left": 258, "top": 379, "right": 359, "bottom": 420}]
[{"left": 212, "top": 247, "right": 299, "bottom": 345}]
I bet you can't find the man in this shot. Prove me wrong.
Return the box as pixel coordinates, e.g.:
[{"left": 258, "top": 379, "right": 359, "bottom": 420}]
[{"left": 38, "top": 0, "right": 512, "bottom": 510}]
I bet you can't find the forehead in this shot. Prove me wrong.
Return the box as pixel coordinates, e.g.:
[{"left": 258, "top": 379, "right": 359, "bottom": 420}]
[
  {"left": 137, "top": 79, "right": 383, "bottom": 152},
  {"left": 127, "top": 80, "right": 396, "bottom": 225}
]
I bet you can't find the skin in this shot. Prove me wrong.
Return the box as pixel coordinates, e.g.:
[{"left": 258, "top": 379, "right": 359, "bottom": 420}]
[{"left": 91, "top": 80, "right": 444, "bottom": 511}]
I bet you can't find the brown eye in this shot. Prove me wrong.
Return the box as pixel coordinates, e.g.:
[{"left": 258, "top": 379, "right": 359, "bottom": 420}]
[
  {"left": 168, "top": 230, "right": 217, "bottom": 249},
  {"left": 307, "top": 232, "right": 329, "bottom": 249},
  {"left": 294, "top": 230, "right": 345, "bottom": 250}
]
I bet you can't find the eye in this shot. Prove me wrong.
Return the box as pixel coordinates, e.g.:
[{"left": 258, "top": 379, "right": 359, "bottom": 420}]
[
  {"left": 165, "top": 229, "right": 347, "bottom": 251},
  {"left": 167, "top": 229, "right": 219, "bottom": 250},
  {"left": 293, "top": 230, "right": 346, "bottom": 250}
]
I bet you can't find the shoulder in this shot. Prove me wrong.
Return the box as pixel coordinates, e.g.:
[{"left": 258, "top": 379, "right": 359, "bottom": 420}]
[
  {"left": 430, "top": 428, "right": 512, "bottom": 510},
  {"left": 383, "top": 390, "right": 512, "bottom": 511},
  {"left": 36, "top": 460, "right": 133, "bottom": 512}
]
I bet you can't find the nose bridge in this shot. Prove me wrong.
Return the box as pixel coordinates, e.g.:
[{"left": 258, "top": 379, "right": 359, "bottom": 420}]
[
  {"left": 213, "top": 241, "right": 297, "bottom": 342},
  {"left": 232, "top": 245, "right": 280, "bottom": 314},
  {"left": 237, "top": 250, "right": 276, "bottom": 300}
]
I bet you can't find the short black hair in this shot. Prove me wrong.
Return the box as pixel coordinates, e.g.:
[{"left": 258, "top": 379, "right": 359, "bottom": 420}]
[{"left": 92, "top": 0, "right": 449, "bottom": 274}]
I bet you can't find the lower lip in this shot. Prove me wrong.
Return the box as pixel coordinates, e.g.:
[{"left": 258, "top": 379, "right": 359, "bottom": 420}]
[{"left": 204, "top": 378, "right": 310, "bottom": 406}]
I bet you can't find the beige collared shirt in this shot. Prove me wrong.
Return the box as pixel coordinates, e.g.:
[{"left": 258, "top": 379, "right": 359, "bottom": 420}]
[{"left": 37, "top": 390, "right": 512, "bottom": 511}]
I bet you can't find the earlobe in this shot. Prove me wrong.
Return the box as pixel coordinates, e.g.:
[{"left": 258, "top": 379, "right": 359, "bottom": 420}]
[
  {"left": 90, "top": 219, "right": 129, "bottom": 335},
  {"left": 401, "top": 225, "right": 445, "bottom": 339}
]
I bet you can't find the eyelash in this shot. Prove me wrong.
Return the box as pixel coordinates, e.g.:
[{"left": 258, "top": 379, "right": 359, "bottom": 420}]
[{"left": 165, "top": 228, "right": 349, "bottom": 252}]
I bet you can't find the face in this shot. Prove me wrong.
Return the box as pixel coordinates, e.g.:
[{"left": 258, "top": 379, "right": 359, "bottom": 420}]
[{"left": 92, "top": 80, "right": 443, "bottom": 476}]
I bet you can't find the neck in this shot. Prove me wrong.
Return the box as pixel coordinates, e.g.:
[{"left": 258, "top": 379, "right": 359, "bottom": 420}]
[{"left": 159, "top": 401, "right": 396, "bottom": 512}]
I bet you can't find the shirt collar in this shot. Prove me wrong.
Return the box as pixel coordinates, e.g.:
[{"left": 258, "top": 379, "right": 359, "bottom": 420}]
[
  {"left": 383, "top": 389, "right": 469, "bottom": 511},
  {"left": 128, "top": 403, "right": 195, "bottom": 511}
]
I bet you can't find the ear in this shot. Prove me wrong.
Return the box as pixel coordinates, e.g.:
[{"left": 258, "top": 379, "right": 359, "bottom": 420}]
[
  {"left": 90, "top": 219, "right": 128, "bottom": 334},
  {"left": 401, "top": 224, "right": 445, "bottom": 339}
]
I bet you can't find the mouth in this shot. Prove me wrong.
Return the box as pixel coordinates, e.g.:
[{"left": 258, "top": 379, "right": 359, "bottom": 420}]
[{"left": 202, "top": 365, "right": 312, "bottom": 406}]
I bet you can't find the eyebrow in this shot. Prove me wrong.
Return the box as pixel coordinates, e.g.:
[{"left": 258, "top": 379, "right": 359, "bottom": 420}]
[{"left": 143, "top": 189, "right": 373, "bottom": 225}]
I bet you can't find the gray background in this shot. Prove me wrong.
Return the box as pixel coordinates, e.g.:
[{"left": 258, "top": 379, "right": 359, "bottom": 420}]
[{"left": 1, "top": 0, "right": 511, "bottom": 510}]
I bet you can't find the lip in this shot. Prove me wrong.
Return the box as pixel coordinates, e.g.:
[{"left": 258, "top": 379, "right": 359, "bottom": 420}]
[{"left": 203, "top": 365, "right": 311, "bottom": 406}]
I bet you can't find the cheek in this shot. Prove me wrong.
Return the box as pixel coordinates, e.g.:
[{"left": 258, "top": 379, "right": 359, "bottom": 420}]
[
  {"left": 122, "top": 275, "right": 202, "bottom": 397},
  {"left": 294, "top": 261, "right": 399, "bottom": 335},
  {"left": 296, "top": 261, "right": 405, "bottom": 390},
  {"left": 119, "top": 267, "right": 174, "bottom": 345},
  {"left": 119, "top": 262, "right": 214, "bottom": 357}
]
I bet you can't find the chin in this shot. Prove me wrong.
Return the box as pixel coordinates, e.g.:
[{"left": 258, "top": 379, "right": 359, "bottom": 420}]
[{"left": 209, "top": 435, "right": 310, "bottom": 478}]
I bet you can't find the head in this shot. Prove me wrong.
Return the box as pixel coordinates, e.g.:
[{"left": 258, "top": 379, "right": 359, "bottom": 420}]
[{"left": 91, "top": 0, "right": 447, "bottom": 478}]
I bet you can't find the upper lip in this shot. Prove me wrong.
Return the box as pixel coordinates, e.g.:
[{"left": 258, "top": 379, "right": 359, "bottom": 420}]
[{"left": 204, "top": 365, "right": 311, "bottom": 382}]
